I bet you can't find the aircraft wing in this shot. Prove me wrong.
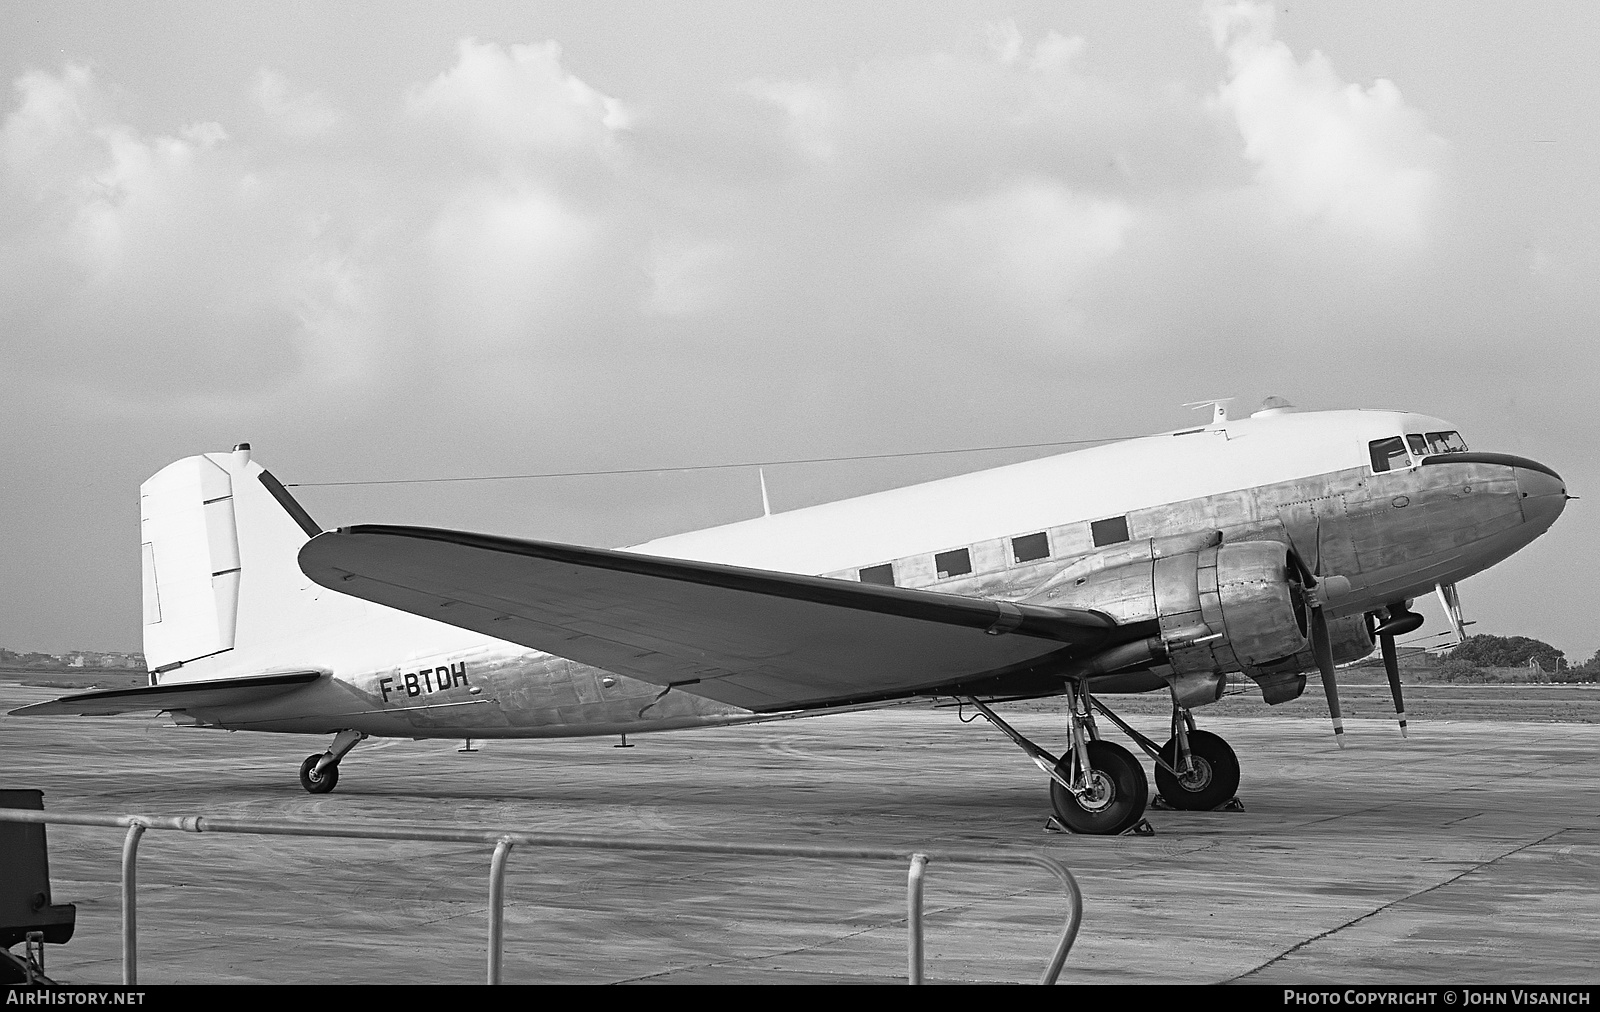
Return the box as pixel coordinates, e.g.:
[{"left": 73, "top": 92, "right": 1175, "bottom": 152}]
[
  {"left": 299, "top": 526, "right": 1121, "bottom": 712},
  {"left": 9, "top": 671, "right": 323, "bottom": 717}
]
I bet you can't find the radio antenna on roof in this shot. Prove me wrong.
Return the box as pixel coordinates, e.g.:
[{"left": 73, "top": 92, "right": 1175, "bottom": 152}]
[{"left": 1182, "top": 398, "right": 1235, "bottom": 425}]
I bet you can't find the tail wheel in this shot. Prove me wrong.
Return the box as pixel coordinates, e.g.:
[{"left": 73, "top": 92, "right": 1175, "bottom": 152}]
[
  {"left": 1049, "top": 740, "right": 1149, "bottom": 835},
  {"left": 299, "top": 754, "right": 339, "bottom": 794},
  {"left": 1155, "top": 729, "right": 1240, "bottom": 810}
]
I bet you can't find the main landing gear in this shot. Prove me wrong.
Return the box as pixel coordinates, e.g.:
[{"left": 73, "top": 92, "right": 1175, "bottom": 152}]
[
  {"left": 299, "top": 729, "right": 366, "bottom": 794},
  {"left": 965, "top": 684, "right": 1242, "bottom": 835}
]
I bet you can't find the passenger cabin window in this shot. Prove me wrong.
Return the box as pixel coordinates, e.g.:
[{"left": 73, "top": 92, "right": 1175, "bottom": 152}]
[
  {"left": 1369, "top": 436, "right": 1411, "bottom": 473},
  {"left": 1011, "top": 531, "right": 1050, "bottom": 564},
  {"left": 1425, "top": 430, "right": 1468, "bottom": 454},
  {"left": 934, "top": 548, "right": 972, "bottom": 579},
  {"left": 859, "top": 563, "right": 895, "bottom": 587},
  {"left": 1090, "top": 516, "right": 1130, "bottom": 548}
]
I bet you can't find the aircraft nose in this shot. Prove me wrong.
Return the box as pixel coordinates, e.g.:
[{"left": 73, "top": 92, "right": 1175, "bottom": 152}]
[{"left": 1516, "top": 463, "right": 1568, "bottom": 530}]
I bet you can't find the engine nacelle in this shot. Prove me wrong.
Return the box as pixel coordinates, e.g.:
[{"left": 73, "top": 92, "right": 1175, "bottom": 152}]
[
  {"left": 1031, "top": 540, "right": 1318, "bottom": 703},
  {"left": 1250, "top": 613, "right": 1377, "bottom": 679}
]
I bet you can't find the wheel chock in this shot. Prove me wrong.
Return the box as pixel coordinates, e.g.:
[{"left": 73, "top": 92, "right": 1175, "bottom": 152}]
[
  {"left": 1046, "top": 815, "right": 1156, "bottom": 836},
  {"left": 1217, "top": 797, "right": 1246, "bottom": 812}
]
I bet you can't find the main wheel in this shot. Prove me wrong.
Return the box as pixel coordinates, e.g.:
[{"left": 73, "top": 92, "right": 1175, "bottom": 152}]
[
  {"left": 1154, "top": 729, "right": 1240, "bottom": 810},
  {"left": 299, "top": 754, "right": 339, "bottom": 794},
  {"left": 1049, "top": 740, "right": 1149, "bottom": 835}
]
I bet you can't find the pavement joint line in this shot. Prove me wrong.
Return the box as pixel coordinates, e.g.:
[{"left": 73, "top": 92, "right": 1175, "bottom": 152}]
[
  {"left": 1221, "top": 826, "right": 1572, "bottom": 983},
  {"left": 1270, "top": 743, "right": 1585, "bottom": 834}
]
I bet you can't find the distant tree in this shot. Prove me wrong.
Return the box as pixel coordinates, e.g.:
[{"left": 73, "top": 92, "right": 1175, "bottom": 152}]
[
  {"left": 1557, "top": 650, "right": 1600, "bottom": 683},
  {"left": 1436, "top": 656, "right": 1489, "bottom": 683},
  {"left": 1449, "top": 634, "right": 1566, "bottom": 672}
]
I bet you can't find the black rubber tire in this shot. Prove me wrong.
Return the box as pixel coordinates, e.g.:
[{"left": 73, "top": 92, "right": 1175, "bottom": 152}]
[
  {"left": 1049, "top": 740, "right": 1149, "bottom": 835},
  {"left": 1154, "top": 729, "right": 1241, "bottom": 811},
  {"left": 299, "top": 754, "right": 339, "bottom": 794}
]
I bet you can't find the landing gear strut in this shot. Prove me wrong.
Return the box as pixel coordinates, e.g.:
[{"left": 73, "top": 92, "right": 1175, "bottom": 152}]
[
  {"left": 965, "top": 683, "right": 1150, "bottom": 836},
  {"left": 1050, "top": 682, "right": 1148, "bottom": 834},
  {"left": 1049, "top": 740, "right": 1148, "bottom": 835},
  {"left": 1091, "top": 699, "right": 1242, "bottom": 811},
  {"left": 1154, "top": 725, "right": 1241, "bottom": 811},
  {"left": 966, "top": 687, "right": 1246, "bottom": 829},
  {"left": 299, "top": 729, "right": 366, "bottom": 794}
]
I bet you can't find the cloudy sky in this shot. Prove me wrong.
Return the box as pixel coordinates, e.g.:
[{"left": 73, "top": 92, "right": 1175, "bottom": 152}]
[{"left": 2, "top": 1, "right": 1594, "bottom": 662}]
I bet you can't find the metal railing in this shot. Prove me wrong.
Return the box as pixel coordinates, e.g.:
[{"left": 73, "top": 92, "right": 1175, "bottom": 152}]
[{"left": 0, "top": 809, "right": 1082, "bottom": 985}]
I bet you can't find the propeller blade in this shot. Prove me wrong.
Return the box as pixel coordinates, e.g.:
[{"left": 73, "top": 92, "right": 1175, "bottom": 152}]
[
  {"left": 1380, "top": 632, "right": 1407, "bottom": 737},
  {"left": 1312, "top": 517, "right": 1324, "bottom": 578},
  {"left": 1312, "top": 606, "right": 1345, "bottom": 747},
  {"left": 1288, "top": 545, "right": 1317, "bottom": 589}
]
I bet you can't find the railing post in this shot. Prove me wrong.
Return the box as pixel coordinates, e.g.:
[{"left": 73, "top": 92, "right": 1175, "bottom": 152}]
[
  {"left": 0, "top": 809, "right": 1083, "bottom": 985},
  {"left": 487, "top": 837, "right": 514, "bottom": 985},
  {"left": 906, "top": 853, "right": 928, "bottom": 984},
  {"left": 1035, "top": 857, "right": 1083, "bottom": 985},
  {"left": 121, "top": 822, "right": 147, "bottom": 985}
]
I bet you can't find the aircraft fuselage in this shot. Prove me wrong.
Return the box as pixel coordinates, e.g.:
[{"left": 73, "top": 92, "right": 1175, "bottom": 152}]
[{"left": 171, "top": 408, "right": 1566, "bottom": 738}]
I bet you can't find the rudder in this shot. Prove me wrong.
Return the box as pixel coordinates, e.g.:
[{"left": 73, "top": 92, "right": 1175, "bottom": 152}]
[{"left": 141, "top": 445, "right": 356, "bottom": 681}]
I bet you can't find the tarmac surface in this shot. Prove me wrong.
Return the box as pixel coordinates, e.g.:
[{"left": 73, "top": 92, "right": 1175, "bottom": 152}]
[{"left": 3, "top": 680, "right": 1598, "bottom": 985}]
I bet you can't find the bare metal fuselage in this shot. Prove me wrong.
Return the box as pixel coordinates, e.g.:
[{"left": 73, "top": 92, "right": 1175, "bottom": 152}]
[{"left": 177, "top": 450, "right": 1564, "bottom": 739}]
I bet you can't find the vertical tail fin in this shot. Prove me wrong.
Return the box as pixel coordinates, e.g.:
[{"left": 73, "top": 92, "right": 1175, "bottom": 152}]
[{"left": 141, "top": 446, "right": 358, "bottom": 681}]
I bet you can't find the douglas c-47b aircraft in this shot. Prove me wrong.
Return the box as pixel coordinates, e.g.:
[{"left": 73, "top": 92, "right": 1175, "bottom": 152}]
[{"left": 14, "top": 400, "right": 1569, "bottom": 835}]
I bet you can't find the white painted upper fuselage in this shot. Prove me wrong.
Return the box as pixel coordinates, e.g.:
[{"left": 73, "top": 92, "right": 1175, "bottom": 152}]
[{"left": 634, "top": 408, "right": 1438, "bottom": 574}]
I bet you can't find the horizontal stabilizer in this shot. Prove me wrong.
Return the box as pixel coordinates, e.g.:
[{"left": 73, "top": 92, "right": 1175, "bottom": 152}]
[
  {"left": 9, "top": 671, "right": 322, "bottom": 717},
  {"left": 299, "top": 525, "right": 1119, "bottom": 711}
]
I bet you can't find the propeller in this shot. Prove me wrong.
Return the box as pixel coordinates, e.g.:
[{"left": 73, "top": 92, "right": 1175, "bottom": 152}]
[
  {"left": 1380, "top": 630, "right": 1405, "bottom": 737},
  {"left": 1370, "top": 604, "right": 1424, "bottom": 737},
  {"left": 1289, "top": 519, "right": 1344, "bottom": 748}
]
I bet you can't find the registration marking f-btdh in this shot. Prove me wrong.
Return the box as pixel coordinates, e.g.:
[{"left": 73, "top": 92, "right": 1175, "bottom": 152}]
[{"left": 379, "top": 662, "right": 468, "bottom": 702}]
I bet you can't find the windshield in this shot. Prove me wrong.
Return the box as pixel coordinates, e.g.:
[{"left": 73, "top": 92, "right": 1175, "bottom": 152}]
[
  {"left": 1369, "top": 436, "right": 1410, "bottom": 473},
  {"left": 1372, "top": 429, "right": 1469, "bottom": 472}
]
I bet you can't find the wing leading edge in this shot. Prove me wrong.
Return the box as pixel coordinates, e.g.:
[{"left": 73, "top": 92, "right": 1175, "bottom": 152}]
[{"left": 298, "top": 526, "right": 1122, "bottom": 712}]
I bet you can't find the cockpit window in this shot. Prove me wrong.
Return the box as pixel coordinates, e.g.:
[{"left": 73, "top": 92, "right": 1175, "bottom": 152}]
[
  {"left": 1369, "top": 436, "right": 1410, "bottom": 473},
  {"left": 1406, "top": 434, "right": 1428, "bottom": 456},
  {"left": 1424, "top": 431, "right": 1468, "bottom": 454}
]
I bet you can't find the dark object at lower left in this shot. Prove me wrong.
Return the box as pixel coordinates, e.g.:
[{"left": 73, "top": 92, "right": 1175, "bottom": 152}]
[{"left": 0, "top": 788, "right": 77, "bottom": 983}]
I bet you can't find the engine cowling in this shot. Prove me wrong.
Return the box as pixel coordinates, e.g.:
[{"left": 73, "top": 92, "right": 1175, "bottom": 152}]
[
  {"left": 1030, "top": 540, "right": 1320, "bottom": 703},
  {"left": 1250, "top": 613, "right": 1377, "bottom": 679}
]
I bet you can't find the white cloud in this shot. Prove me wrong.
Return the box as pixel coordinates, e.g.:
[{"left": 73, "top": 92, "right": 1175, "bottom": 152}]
[
  {"left": 742, "top": 26, "right": 1224, "bottom": 203},
  {"left": 252, "top": 70, "right": 341, "bottom": 140},
  {"left": 920, "top": 180, "right": 1132, "bottom": 311},
  {"left": 405, "top": 39, "right": 630, "bottom": 167},
  {"left": 2, "top": 65, "right": 86, "bottom": 161},
  {"left": 0, "top": 15, "right": 1459, "bottom": 407},
  {"left": 1209, "top": 1, "right": 1446, "bottom": 243},
  {"left": 987, "top": 21, "right": 1085, "bottom": 75},
  {"left": 645, "top": 239, "right": 727, "bottom": 317},
  {"left": 0, "top": 65, "right": 376, "bottom": 396},
  {"left": 742, "top": 75, "right": 840, "bottom": 164},
  {"left": 425, "top": 184, "right": 603, "bottom": 351}
]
